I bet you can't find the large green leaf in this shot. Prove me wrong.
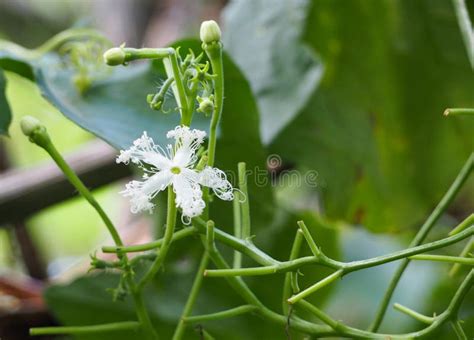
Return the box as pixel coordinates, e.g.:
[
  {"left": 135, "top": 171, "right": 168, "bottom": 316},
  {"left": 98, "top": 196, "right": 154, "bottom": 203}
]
[
  {"left": 223, "top": 0, "right": 323, "bottom": 144},
  {"left": 227, "top": 0, "right": 474, "bottom": 231},
  {"left": 35, "top": 56, "right": 208, "bottom": 150}
]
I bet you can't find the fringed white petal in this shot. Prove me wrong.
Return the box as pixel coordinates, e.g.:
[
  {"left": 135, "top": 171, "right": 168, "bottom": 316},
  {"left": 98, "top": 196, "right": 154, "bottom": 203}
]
[
  {"left": 199, "top": 166, "right": 234, "bottom": 201},
  {"left": 116, "top": 132, "right": 171, "bottom": 170},
  {"left": 173, "top": 170, "right": 205, "bottom": 218},
  {"left": 120, "top": 170, "right": 173, "bottom": 214}
]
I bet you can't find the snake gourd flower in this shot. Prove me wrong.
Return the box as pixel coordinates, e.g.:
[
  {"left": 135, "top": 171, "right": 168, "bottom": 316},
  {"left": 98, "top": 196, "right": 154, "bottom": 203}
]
[{"left": 117, "top": 125, "right": 234, "bottom": 219}]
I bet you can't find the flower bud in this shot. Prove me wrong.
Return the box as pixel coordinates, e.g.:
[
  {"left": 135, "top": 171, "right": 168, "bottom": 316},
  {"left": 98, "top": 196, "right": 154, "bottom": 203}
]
[
  {"left": 20, "top": 115, "right": 41, "bottom": 136},
  {"left": 200, "top": 20, "right": 221, "bottom": 44},
  {"left": 20, "top": 115, "right": 51, "bottom": 148},
  {"left": 197, "top": 96, "right": 214, "bottom": 116},
  {"left": 103, "top": 47, "right": 126, "bottom": 66}
]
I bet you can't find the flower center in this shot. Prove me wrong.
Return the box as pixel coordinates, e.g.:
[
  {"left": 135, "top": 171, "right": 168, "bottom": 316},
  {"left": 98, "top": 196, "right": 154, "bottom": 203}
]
[{"left": 170, "top": 166, "right": 181, "bottom": 174}]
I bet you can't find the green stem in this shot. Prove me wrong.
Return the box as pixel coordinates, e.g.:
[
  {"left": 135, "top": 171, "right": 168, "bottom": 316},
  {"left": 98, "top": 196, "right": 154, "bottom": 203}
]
[
  {"left": 297, "top": 271, "right": 473, "bottom": 338},
  {"left": 451, "top": 320, "right": 468, "bottom": 340},
  {"left": 205, "top": 239, "right": 332, "bottom": 335},
  {"left": 287, "top": 270, "right": 343, "bottom": 305},
  {"left": 238, "top": 163, "right": 251, "bottom": 240},
  {"left": 43, "top": 140, "right": 123, "bottom": 246},
  {"left": 393, "top": 303, "right": 435, "bottom": 324},
  {"left": 131, "top": 291, "right": 157, "bottom": 339},
  {"left": 30, "top": 321, "right": 140, "bottom": 336},
  {"left": 409, "top": 254, "right": 474, "bottom": 265},
  {"left": 172, "top": 252, "right": 210, "bottom": 340},
  {"left": 449, "top": 213, "right": 474, "bottom": 235},
  {"left": 204, "top": 42, "right": 224, "bottom": 168},
  {"left": 138, "top": 187, "right": 177, "bottom": 290},
  {"left": 444, "top": 108, "right": 474, "bottom": 116},
  {"left": 35, "top": 133, "right": 157, "bottom": 338},
  {"left": 201, "top": 40, "right": 224, "bottom": 217},
  {"left": 297, "top": 220, "right": 321, "bottom": 257},
  {"left": 369, "top": 152, "right": 473, "bottom": 332},
  {"left": 345, "top": 225, "right": 473, "bottom": 272},
  {"left": 102, "top": 227, "right": 196, "bottom": 253},
  {"left": 118, "top": 47, "right": 173, "bottom": 62},
  {"left": 233, "top": 191, "right": 243, "bottom": 268},
  {"left": 169, "top": 52, "right": 191, "bottom": 125},
  {"left": 283, "top": 230, "right": 304, "bottom": 314},
  {"left": 450, "top": 237, "right": 474, "bottom": 276},
  {"left": 197, "top": 224, "right": 474, "bottom": 277},
  {"left": 193, "top": 217, "right": 276, "bottom": 266},
  {"left": 184, "top": 305, "right": 258, "bottom": 323},
  {"left": 452, "top": 0, "right": 474, "bottom": 69}
]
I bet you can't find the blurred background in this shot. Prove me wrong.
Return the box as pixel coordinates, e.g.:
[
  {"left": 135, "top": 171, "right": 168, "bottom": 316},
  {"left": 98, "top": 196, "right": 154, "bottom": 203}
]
[{"left": 0, "top": 0, "right": 473, "bottom": 339}]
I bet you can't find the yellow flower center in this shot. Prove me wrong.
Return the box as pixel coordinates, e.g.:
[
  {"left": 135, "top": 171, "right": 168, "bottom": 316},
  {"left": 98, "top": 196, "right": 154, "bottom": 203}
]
[{"left": 171, "top": 166, "right": 181, "bottom": 174}]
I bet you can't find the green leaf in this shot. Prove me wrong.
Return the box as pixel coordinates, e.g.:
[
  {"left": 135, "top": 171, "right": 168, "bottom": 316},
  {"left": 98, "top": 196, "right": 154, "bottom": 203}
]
[
  {"left": 0, "top": 50, "right": 35, "bottom": 80},
  {"left": 223, "top": 0, "right": 323, "bottom": 143},
  {"left": 35, "top": 56, "right": 207, "bottom": 150},
  {"left": 0, "top": 69, "right": 11, "bottom": 135},
  {"left": 229, "top": 0, "right": 474, "bottom": 231}
]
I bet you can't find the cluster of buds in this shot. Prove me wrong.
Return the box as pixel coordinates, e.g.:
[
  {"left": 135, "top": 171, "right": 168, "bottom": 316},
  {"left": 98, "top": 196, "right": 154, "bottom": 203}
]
[{"left": 103, "top": 20, "right": 222, "bottom": 119}]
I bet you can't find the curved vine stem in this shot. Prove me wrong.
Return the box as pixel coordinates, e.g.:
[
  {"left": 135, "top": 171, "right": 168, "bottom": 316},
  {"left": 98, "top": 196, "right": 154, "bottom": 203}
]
[{"left": 369, "top": 152, "right": 473, "bottom": 331}]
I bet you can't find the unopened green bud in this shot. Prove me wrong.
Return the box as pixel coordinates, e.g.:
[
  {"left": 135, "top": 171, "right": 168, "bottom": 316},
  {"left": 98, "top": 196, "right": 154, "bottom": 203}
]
[
  {"left": 20, "top": 115, "right": 41, "bottom": 136},
  {"left": 20, "top": 115, "right": 51, "bottom": 148},
  {"left": 103, "top": 47, "right": 126, "bottom": 66},
  {"left": 197, "top": 96, "right": 214, "bottom": 116},
  {"left": 200, "top": 20, "right": 221, "bottom": 44}
]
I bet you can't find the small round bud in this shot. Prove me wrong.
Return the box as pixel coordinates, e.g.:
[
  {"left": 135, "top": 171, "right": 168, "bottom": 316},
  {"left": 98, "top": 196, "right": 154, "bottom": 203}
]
[
  {"left": 20, "top": 115, "right": 41, "bottom": 136},
  {"left": 103, "top": 47, "right": 126, "bottom": 66},
  {"left": 197, "top": 97, "right": 214, "bottom": 116},
  {"left": 200, "top": 20, "right": 221, "bottom": 44}
]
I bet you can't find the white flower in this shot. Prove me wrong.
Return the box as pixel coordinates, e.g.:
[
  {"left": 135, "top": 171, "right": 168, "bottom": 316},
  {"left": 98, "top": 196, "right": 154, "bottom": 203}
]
[{"left": 117, "top": 126, "right": 234, "bottom": 219}]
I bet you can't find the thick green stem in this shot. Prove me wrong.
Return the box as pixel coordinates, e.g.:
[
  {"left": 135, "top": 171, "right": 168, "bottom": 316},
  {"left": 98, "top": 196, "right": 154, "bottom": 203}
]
[
  {"left": 173, "top": 252, "right": 210, "bottom": 340},
  {"left": 201, "top": 41, "right": 224, "bottom": 217},
  {"left": 369, "top": 152, "right": 473, "bottom": 331},
  {"left": 30, "top": 321, "right": 140, "bottom": 336},
  {"left": 42, "top": 140, "right": 123, "bottom": 245},
  {"left": 168, "top": 52, "right": 191, "bottom": 125},
  {"left": 102, "top": 227, "right": 196, "bottom": 253},
  {"left": 238, "top": 163, "right": 251, "bottom": 239},
  {"left": 204, "top": 42, "right": 224, "bottom": 168},
  {"left": 444, "top": 108, "right": 474, "bottom": 116},
  {"left": 138, "top": 187, "right": 177, "bottom": 290},
  {"left": 233, "top": 192, "right": 243, "bottom": 268}
]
